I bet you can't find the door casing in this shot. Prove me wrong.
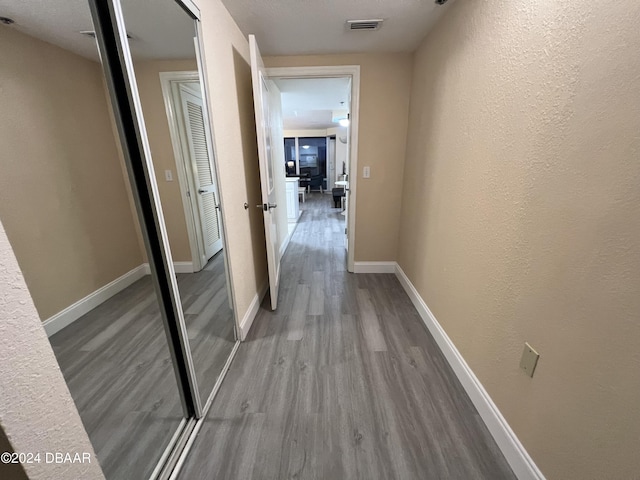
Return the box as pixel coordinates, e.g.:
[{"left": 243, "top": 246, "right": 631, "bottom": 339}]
[
  {"left": 266, "top": 65, "right": 360, "bottom": 273},
  {"left": 160, "top": 71, "right": 221, "bottom": 272}
]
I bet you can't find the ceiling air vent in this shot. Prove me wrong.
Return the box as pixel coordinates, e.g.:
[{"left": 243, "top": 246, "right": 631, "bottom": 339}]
[{"left": 346, "top": 19, "right": 383, "bottom": 31}]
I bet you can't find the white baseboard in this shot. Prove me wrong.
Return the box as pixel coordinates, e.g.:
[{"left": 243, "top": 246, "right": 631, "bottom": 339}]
[
  {"left": 394, "top": 263, "right": 544, "bottom": 480},
  {"left": 173, "top": 261, "right": 194, "bottom": 274},
  {"left": 44, "top": 260, "right": 195, "bottom": 337},
  {"left": 43, "top": 265, "right": 148, "bottom": 337},
  {"left": 142, "top": 261, "right": 194, "bottom": 274},
  {"left": 353, "top": 261, "right": 397, "bottom": 274},
  {"left": 238, "top": 280, "right": 269, "bottom": 341}
]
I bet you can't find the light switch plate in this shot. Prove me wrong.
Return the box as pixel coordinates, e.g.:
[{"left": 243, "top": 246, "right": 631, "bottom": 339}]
[
  {"left": 520, "top": 342, "right": 539, "bottom": 377},
  {"left": 363, "top": 166, "right": 371, "bottom": 178},
  {"left": 165, "top": 170, "right": 173, "bottom": 182}
]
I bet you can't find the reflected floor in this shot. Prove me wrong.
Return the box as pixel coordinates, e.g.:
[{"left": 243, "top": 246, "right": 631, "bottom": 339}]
[{"left": 50, "top": 252, "right": 235, "bottom": 480}]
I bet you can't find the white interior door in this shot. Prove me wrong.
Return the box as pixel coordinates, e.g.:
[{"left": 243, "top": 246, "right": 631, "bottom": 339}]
[
  {"left": 250, "top": 35, "right": 281, "bottom": 310},
  {"left": 179, "top": 86, "right": 222, "bottom": 262}
]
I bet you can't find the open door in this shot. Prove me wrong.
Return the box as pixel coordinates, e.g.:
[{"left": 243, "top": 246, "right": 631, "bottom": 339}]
[{"left": 250, "top": 34, "right": 281, "bottom": 310}]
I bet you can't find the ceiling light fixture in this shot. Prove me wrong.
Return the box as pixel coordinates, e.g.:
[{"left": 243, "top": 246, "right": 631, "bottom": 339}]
[
  {"left": 339, "top": 118, "right": 350, "bottom": 127},
  {"left": 302, "top": 145, "right": 310, "bottom": 149}
]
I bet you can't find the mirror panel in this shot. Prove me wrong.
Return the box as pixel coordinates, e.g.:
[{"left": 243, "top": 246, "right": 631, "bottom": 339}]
[
  {"left": 0, "top": 1, "right": 187, "bottom": 478},
  {"left": 119, "top": 0, "right": 238, "bottom": 406}
]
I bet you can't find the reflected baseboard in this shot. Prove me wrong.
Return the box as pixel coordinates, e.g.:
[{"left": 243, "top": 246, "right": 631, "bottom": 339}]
[
  {"left": 142, "top": 261, "right": 194, "bottom": 275},
  {"left": 43, "top": 261, "right": 195, "bottom": 337},
  {"left": 43, "top": 264, "right": 148, "bottom": 337}
]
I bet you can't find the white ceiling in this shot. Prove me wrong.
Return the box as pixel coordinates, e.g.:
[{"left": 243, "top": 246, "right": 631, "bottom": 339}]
[
  {"left": 0, "top": 0, "right": 453, "bottom": 61},
  {"left": 273, "top": 77, "right": 351, "bottom": 130},
  {"left": 0, "top": 0, "right": 196, "bottom": 61},
  {"left": 220, "top": 0, "right": 452, "bottom": 56}
]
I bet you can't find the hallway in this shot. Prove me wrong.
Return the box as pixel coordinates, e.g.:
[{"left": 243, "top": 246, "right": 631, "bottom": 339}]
[{"left": 177, "top": 194, "right": 515, "bottom": 479}]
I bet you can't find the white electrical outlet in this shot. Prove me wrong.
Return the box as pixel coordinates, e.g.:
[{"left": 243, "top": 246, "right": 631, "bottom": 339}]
[
  {"left": 363, "top": 166, "right": 371, "bottom": 178},
  {"left": 165, "top": 170, "right": 173, "bottom": 182}
]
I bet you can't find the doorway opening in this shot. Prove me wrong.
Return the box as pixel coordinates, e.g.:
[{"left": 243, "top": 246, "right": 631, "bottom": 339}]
[
  {"left": 249, "top": 36, "right": 360, "bottom": 311},
  {"left": 268, "top": 67, "right": 360, "bottom": 275}
]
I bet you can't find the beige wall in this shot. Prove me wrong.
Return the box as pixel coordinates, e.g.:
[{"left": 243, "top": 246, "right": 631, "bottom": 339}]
[
  {"left": 398, "top": 0, "right": 640, "bottom": 478},
  {"left": 265, "top": 53, "right": 413, "bottom": 262},
  {"left": 197, "top": 0, "right": 268, "bottom": 320},
  {"left": 0, "top": 26, "right": 143, "bottom": 320},
  {"left": 135, "top": 59, "right": 198, "bottom": 263},
  {"left": 0, "top": 220, "right": 104, "bottom": 479}
]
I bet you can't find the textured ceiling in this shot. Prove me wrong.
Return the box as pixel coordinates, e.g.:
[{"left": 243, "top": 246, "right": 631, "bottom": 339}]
[
  {"left": 0, "top": 0, "right": 454, "bottom": 61},
  {"left": 220, "top": 0, "right": 452, "bottom": 56},
  {"left": 0, "top": 0, "right": 196, "bottom": 61},
  {"left": 273, "top": 77, "right": 352, "bottom": 130}
]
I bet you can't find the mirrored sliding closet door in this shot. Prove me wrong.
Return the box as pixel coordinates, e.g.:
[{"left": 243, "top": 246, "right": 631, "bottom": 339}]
[
  {"left": 0, "top": 0, "right": 238, "bottom": 478},
  {"left": 116, "top": 0, "right": 238, "bottom": 408},
  {"left": 0, "top": 1, "right": 189, "bottom": 478}
]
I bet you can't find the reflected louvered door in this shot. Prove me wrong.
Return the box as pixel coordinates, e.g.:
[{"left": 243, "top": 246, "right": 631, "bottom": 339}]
[{"left": 180, "top": 85, "right": 222, "bottom": 260}]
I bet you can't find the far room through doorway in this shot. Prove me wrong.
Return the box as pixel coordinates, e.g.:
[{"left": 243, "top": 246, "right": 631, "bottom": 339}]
[{"left": 272, "top": 75, "right": 353, "bottom": 251}]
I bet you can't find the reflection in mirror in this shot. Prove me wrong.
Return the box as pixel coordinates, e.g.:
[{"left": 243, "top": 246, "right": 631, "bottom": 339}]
[
  {"left": 0, "top": 2, "right": 187, "bottom": 479},
  {"left": 119, "top": 0, "right": 237, "bottom": 405}
]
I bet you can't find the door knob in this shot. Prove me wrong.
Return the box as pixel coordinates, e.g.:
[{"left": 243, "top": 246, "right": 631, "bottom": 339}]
[
  {"left": 198, "top": 188, "right": 206, "bottom": 194},
  {"left": 256, "top": 203, "right": 277, "bottom": 211}
]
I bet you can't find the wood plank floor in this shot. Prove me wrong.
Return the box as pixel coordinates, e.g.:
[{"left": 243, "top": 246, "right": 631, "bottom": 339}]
[
  {"left": 49, "top": 251, "right": 235, "bottom": 480},
  {"left": 177, "top": 193, "right": 516, "bottom": 480}
]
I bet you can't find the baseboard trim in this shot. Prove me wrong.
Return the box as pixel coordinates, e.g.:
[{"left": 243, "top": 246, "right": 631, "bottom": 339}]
[
  {"left": 44, "top": 260, "right": 196, "bottom": 337},
  {"left": 238, "top": 280, "right": 269, "bottom": 341},
  {"left": 353, "top": 261, "right": 397, "bottom": 274},
  {"left": 394, "top": 263, "right": 545, "bottom": 480},
  {"left": 43, "top": 265, "right": 148, "bottom": 337},
  {"left": 173, "top": 261, "right": 195, "bottom": 274},
  {"left": 142, "top": 261, "right": 194, "bottom": 275}
]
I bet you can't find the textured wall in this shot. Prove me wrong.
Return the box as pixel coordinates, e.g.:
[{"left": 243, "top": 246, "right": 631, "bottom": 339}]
[
  {"left": 0, "top": 26, "right": 143, "bottom": 320},
  {"left": 134, "top": 59, "right": 198, "bottom": 263},
  {"left": 0, "top": 221, "right": 104, "bottom": 479},
  {"left": 265, "top": 53, "right": 413, "bottom": 262},
  {"left": 398, "top": 0, "right": 640, "bottom": 478},
  {"left": 196, "top": 0, "right": 268, "bottom": 320}
]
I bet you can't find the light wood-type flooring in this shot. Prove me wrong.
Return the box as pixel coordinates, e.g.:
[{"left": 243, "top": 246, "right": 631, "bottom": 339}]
[
  {"left": 49, "top": 251, "right": 235, "bottom": 480},
  {"left": 177, "top": 193, "right": 516, "bottom": 479}
]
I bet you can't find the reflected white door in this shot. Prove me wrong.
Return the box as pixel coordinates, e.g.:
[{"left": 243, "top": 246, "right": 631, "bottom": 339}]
[
  {"left": 179, "top": 86, "right": 222, "bottom": 261},
  {"left": 249, "top": 35, "right": 281, "bottom": 310}
]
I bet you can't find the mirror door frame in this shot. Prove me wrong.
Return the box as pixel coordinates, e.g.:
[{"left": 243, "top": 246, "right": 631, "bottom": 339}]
[{"left": 87, "top": 0, "right": 240, "bottom": 477}]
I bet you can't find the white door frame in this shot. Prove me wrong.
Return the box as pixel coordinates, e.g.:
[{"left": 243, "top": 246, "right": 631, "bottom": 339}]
[
  {"left": 266, "top": 65, "right": 360, "bottom": 273},
  {"left": 160, "top": 70, "right": 208, "bottom": 272}
]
